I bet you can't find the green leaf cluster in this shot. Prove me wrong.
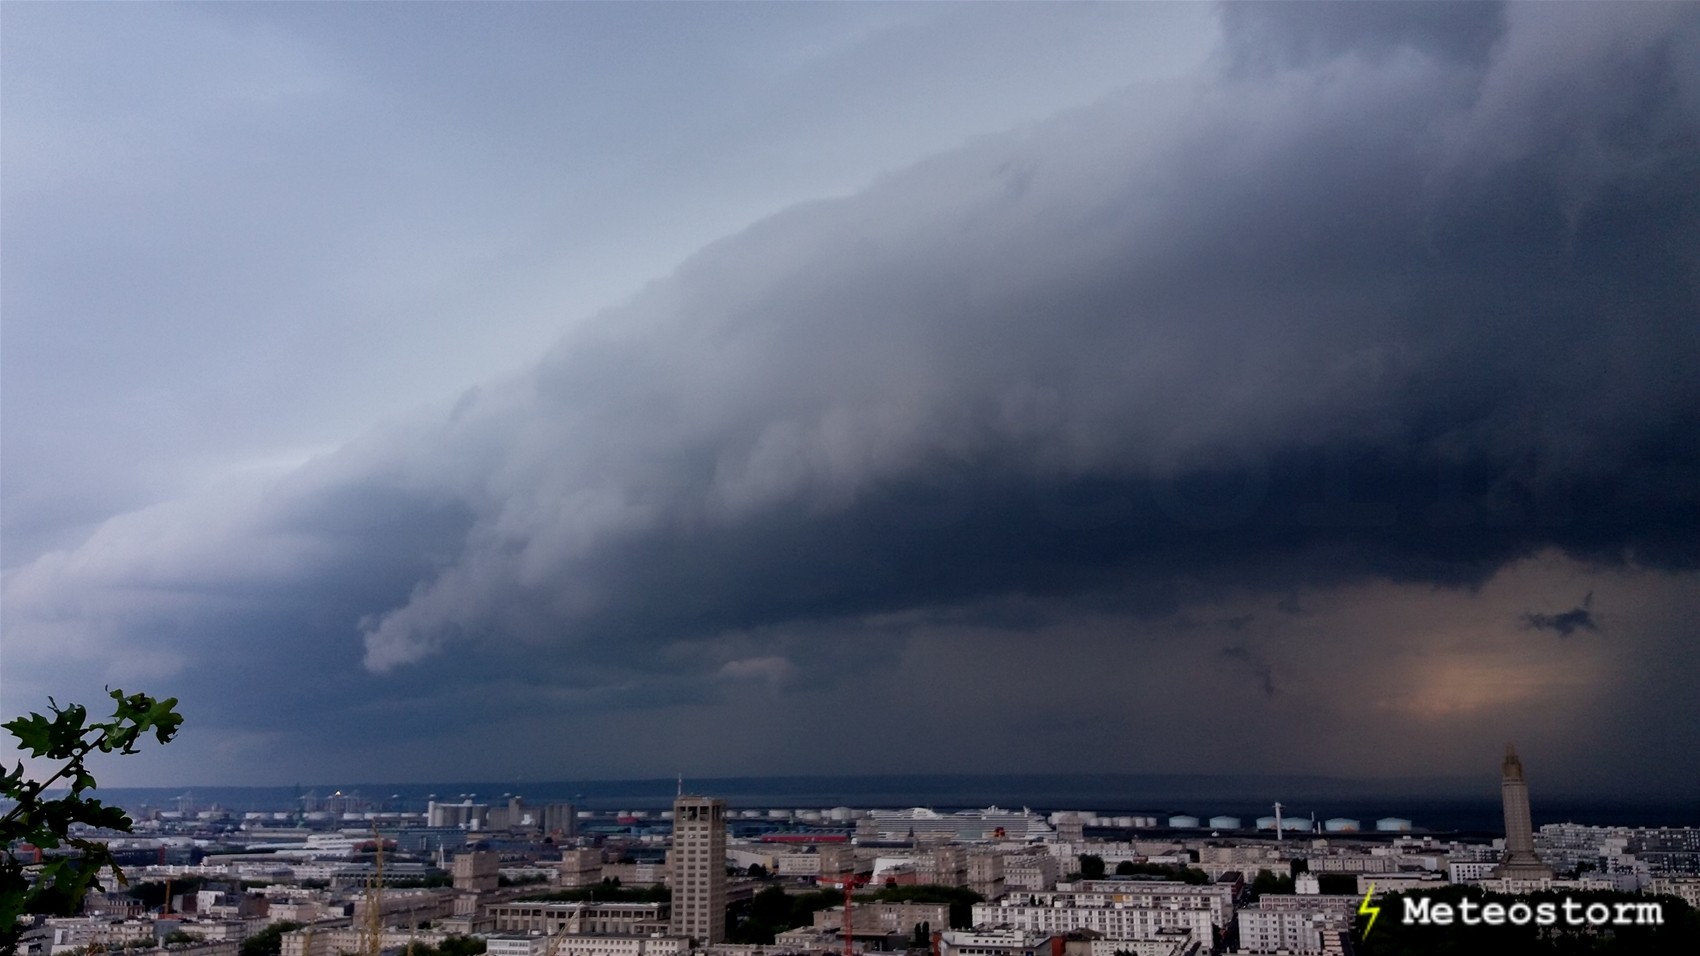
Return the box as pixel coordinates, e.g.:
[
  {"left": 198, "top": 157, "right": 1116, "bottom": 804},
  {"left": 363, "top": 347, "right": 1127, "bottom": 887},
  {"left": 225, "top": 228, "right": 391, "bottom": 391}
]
[{"left": 2, "top": 690, "right": 183, "bottom": 955}]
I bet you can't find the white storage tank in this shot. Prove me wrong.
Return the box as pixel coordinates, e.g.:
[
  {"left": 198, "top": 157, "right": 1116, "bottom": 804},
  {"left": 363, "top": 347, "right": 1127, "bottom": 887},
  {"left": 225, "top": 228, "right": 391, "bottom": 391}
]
[{"left": 1168, "top": 815, "right": 1200, "bottom": 829}]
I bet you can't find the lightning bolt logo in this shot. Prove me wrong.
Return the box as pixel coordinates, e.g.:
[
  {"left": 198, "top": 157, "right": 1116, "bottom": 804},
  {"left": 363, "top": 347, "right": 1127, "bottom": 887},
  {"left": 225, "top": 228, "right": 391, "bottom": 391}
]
[{"left": 1358, "top": 883, "right": 1381, "bottom": 937}]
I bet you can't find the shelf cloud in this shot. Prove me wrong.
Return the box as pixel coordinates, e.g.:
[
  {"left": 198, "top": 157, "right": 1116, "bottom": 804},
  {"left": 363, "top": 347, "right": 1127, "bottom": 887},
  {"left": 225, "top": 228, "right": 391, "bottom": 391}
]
[{"left": 4, "top": 1, "right": 1697, "bottom": 790}]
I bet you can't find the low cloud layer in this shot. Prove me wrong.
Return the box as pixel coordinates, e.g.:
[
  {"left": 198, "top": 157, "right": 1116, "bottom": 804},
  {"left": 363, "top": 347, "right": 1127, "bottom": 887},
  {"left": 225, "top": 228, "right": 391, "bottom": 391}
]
[
  {"left": 4, "top": 2, "right": 1698, "bottom": 791},
  {"left": 1522, "top": 593, "right": 1599, "bottom": 637}
]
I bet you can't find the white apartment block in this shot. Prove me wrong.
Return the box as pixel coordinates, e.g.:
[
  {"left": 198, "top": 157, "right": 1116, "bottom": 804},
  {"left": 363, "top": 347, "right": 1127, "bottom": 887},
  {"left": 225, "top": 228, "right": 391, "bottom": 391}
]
[
  {"left": 1647, "top": 877, "right": 1700, "bottom": 908},
  {"left": 511, "top": 936, "right": 684, "bottom": 956},
  {"left": 1234, "top": 905, "right": 1352, "bottom": 956},
  {"left": 1003, "top": 852, "right": 1061, "bottom": 892},
  {"left": 973, "top": 895, "right": 1214, "bottom": 944},
  {"left": 1303, "top": 855, "right": 1397, "bottom": 874},
  {"left": 1079, "top": 932, "right": 1202, "bottom": 956},
  {"left": 774, "top": 852, "right": 823, "bottom": 877},
  {"left": 1030, "top": 885, "right": 1237, "bottom": 928},
  {"left": 282, "top": 928, "right": 451, "bottom": 956},
  {"left": 938, "top": 928, "right": 1057, "bottom": 956},
  {"left": 485, "top": 935, "right": 551, "bottom": 956},
  {"left": 45, "top": 918, "right": 155, "bottom": 955},
  {"left": 1356, "top": 872, "right": 1444, "bottom": 894},
  {"left": 1448, "top": 860, "right": 1499, "bottom": 883}
]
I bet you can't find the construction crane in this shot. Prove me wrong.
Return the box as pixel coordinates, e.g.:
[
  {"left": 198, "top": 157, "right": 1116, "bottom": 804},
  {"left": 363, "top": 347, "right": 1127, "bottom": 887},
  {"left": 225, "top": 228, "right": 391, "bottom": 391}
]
[
  {"left": 817, "top": 872, "right": 868, "bottom": 956},
  {"left": 541, "top": 921, "right": 574, "bottom": 956},
  {"left": 363, "top": 826, "right": 385, "bottom": 956}
]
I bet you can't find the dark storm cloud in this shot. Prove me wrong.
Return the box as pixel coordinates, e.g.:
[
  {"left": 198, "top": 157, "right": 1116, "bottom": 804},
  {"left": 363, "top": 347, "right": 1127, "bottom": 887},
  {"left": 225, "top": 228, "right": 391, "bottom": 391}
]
[
  {"left": 1522, "top": 592, "right": 1599, "bottom": 637},
  {"left": 1219, "top": 0, "right": 1507, "bottom": 72},
  {"left": 5, "top": 2, "right": 1698, "bottom": 760},
  {"left": 1220, "top": 644, "right": 1279, "bottom": 698}
]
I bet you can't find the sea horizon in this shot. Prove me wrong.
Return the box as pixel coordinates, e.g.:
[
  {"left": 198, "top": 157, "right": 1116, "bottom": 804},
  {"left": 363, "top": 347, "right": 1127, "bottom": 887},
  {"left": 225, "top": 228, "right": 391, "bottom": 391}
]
[{"left": 81, "top": 773, "right": 1700, "bottom": 833}]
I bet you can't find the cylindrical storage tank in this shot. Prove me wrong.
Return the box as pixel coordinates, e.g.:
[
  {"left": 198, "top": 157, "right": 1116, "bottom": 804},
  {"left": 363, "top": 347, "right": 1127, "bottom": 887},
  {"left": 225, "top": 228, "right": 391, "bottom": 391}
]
[
  {"left": 1208, "top": 816, "right": 1241, "bottom": 830},
  {"left": 1168, "top": 815, "right": 1200, "bottom": 829},
  {"left": 828, "top": 807, "right": 854, "bottom": 822},
  {"left": 1256, "top": 816, "right": 1278, "bottom": 830},
  {"left": 768, "top": 810, "right": 790, "bottom": 820},
  {"left": 797, "top": 810, "right": 822, "bottom": 822},
  {"left": 1324, "top": 818, "right": 1360, "bottom": 833},
  {"left": 1376, "top": 818, "right": 1413, "bottom": 832},
  {"left": 1113, "top": 816, "right": 1134, "bottom": 828}
]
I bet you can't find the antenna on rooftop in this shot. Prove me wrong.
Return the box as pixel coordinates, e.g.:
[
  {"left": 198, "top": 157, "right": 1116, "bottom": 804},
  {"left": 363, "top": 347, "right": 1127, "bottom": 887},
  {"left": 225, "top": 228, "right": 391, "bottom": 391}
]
[{"left": 677, "top": 773, "right": 683, "bottom": 797}]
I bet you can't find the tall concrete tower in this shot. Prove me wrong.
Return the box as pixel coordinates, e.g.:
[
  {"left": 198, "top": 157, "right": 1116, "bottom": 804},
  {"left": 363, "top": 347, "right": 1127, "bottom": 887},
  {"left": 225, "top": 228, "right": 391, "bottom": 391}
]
[
  {"left": 1492, "top": 743, "right": 1554, "bottom": 880},
  {"left": 670, "top": 795, "right": 727, "bottom": 943}
]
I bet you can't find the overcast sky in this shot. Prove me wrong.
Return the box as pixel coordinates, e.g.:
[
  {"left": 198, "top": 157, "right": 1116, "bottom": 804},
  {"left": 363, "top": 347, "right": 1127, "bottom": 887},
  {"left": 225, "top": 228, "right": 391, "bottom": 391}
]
[{"left": 3, "top": 2, "right": 1697, "bottom": 798}]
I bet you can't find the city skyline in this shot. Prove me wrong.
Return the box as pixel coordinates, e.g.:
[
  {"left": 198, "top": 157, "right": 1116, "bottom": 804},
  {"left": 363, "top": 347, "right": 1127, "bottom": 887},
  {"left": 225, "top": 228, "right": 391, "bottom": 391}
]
[{"left": 4, "top": 3, "right": 1698, "bottom": 793}]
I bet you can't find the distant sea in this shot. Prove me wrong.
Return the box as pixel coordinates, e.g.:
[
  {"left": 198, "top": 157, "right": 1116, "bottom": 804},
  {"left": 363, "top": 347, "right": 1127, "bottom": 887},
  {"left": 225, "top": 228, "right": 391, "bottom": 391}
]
[{"left": 88, "top": 774, "right": 1700, "bottom": 835}]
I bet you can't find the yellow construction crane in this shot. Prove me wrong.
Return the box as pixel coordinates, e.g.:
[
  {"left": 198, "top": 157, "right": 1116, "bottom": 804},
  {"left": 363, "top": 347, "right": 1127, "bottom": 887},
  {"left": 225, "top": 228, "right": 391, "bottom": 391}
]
[
  {"left": 363, "top": 826, "right": 385, "bottom": 956},
  {"left": 541, "top": 920, "right": 573, "bottom": 956}
]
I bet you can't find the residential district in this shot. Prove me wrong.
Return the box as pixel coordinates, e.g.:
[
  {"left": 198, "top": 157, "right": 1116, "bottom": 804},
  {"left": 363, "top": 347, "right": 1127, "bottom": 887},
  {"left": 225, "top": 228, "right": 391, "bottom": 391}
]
[{"left": 9, "top": 748, "right": 1699, "bottom": 956}]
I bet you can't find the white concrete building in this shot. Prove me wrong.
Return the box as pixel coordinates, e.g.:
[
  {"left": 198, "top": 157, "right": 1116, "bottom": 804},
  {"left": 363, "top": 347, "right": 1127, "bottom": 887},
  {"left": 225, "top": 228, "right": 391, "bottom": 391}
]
[{"left": 972, "top": 894, "right": 1214, "bottom": 944}]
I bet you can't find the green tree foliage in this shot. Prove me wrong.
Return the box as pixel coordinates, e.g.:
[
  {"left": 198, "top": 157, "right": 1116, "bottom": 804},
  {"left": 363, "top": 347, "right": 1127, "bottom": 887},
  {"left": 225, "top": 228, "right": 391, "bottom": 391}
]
[
  {"left": 408, "top": 936, "right": 487, "bottom": 956},
  {"left": 1250, "top": 869, "right": 1294, "bottom": 897},
  {"left": 865, "top": 885, "right": 983, "bottom": 928},
  {"left": 1103, "top": 862, "right": 1209, "bottom": 885},
  {"left": 237, "top": 921, "right": 303, "bottom": 956},
  {"left": 1356, "top": 887, "right": 1700, "bottom": 955},
  {"left": 728, "top": 886, "right": 845, "bottom": 944},
  {"left": 1078, "top": 854, "right": 1107, "bottom": 880},
  {"left": 2, "top": 690, "right": 184, "bottom": 955}
]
